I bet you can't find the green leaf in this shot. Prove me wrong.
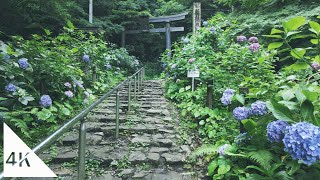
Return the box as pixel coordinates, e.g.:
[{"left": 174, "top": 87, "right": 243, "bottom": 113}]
[
  {"left": 43, "top": 29, "right": 51, "bottom": 36},
  {"left": 18, "top": 96, "right": 35, "bottom": 105},
  {"left": 271, "top": 28, "right": 284, "bottom": 34},
  {"left": 217, "top": 164, "right": 231, "bottom": 175},
  {"left": 208, "top": 160, "right": 218, "bottom": 176},
  {"left": 268, "top": 42, "right": 284, "bottom": 50},
  {"left": 302, "top": 90, "right": 318, "bottom": 102},
  {"left": 285, "top": 62, "right": 309, "bottom": 71},
  {"left": 66, "top": 20, "right": 74, "bottom": 29},
  {"left": 242, "top": 119, "right": 257, "bottom": 134},
  {"left": 301, "top": 100, "right": 315, "bottom": 122},
  {"left": 295, "top": 88, "right": 307, "bottom": 105},
  {"left": 263, "top": 35, "right": 283, "bottom": 39},
  {"left": 36, "top": 109, "right": 52, "bottom": 120},
  {"left": 0, "top": 97, "right": 8, "bottom": 101},
  {"left": 266, "top": 99, "right": 294, "bottom": 122},
  {"left": 235, "top": 94, "right": 245, "bottom": 105},
  {"left": 290, "top": 48, "right": 306, "bottom": 59},
  {"left": 61, "top": 107, "right": 71, "bottom": 116},
  {"left": 282, "top": 16, "right": 306, "bottom": 32},
  {"left": 309, "top": 21, "right": 320, "bottom": 34},
  {"left": 310, "top": 39, "right": 319, "bottom": 44},
  {"left": 286, "top": 31, "right": 301, "bottom": 38}
]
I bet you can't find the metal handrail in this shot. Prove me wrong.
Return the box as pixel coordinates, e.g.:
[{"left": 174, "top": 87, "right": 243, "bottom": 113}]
[{"left": 0, "top": 67, "right": 145, "bottom": 180}]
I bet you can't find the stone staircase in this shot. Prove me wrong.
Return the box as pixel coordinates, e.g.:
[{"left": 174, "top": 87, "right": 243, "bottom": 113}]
[{"left": 42, "top": 80, "right": 198, "bottom": 180}]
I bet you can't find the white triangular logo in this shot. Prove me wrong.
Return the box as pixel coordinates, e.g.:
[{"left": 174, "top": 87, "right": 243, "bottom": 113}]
[{"left": 3, "top": 123, "right": 57, "bottom": 177}]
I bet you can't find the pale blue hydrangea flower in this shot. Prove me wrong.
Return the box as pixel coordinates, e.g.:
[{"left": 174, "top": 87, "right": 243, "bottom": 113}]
[{"left": 267, "top": 120, "right": 289, "bottom": 143}]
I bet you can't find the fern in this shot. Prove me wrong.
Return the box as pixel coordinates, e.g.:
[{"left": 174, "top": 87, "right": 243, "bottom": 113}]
[
  {"left": 190, "top": 144, "right": 217, "bottom": 159},
  {"left": 247, "top": 150, "right": 273, "bottom": 170}
]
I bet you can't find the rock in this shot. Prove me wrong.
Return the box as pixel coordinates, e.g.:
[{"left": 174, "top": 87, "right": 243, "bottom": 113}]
[
  {"left": 153, "top": 134, "right": 164, "bottom": 140},
  {"left": 54, "top": 150, "right": 77, "bottom": 163},
  {"left": 147, "top": 153, "right": 160, "bottom": 163},
  {"left": 96, "top": 173, "right": 121, "bottom": 180},
  {"left": 87, "top": 133, "right": 103, "bottom": 144},
  {"left": 129, "top": 151, "right": 147, "bottom": 163},
  {"left": 162, "top": 109, "right": 170, "bottom": 116},
  {"left": 61, "top": 134, "right": 78, "bottom": 145},
  {"left": 133, "top": 171, "right": 147, "bottom": 178},
  {"left": 161, "top": 153, "right": 185, "bottom": 164},
  {"left": 119, "top": 168, "right": 134, "bottom": 178},
  {"left": 131, "top": 136, "right": 151, "bottom": 144},
  {"left": 180, "top": 145, "right": 191, "bottom": 155},
  {"left": 94, "top": 132, "right": 104, "bottom": 136},
  {"left": 53, "top": 168, "right": 73, "bottom": 176},
  {"left": 149, "top": 147, "right": 169, "bottom": 153},
  {"left": 156, "top": 139, "right": 173, "bottom": 147}
]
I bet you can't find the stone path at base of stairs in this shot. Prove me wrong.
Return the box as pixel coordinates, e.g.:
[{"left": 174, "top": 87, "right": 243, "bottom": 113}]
[{"left": 39, "top": 80, "right": 201, "bottom": 180}]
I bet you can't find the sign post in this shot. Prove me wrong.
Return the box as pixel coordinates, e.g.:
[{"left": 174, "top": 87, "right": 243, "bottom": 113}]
[
  {"left": 193, "top": 2, "right": 201, "bottom": 34},
  {"left": 187, "top": 69, "right": 200, "bottom": 91}
]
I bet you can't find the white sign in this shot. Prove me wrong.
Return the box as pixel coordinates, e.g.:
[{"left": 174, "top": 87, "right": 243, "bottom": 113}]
[
  {"left": 187, "top": 70, "right": 200, "bottom": 77},
  {"left": 3, "top": 123, "right": 57, "bottom": 177}
]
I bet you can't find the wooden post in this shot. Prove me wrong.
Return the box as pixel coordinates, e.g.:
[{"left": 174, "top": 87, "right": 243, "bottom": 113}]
[
  {"left": 121, "top": 31, "right": 126, "bottom": 48},
  {"left": 165, "top": 22, "right": 171, "bottom": 58},
  {"left": 89, "top": 0, "right": 93, "bottom": 23},
  {"left": 206, "top": 80, "right": 213, "bottom": 109},
  {"left": 193, "top": 2, "right": 201, "bottom": 34}
]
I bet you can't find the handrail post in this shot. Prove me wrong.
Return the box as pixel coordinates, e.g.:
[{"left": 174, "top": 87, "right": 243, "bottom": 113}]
[
  {"left": 134, "top": 76, "right": 137, "bottom": 99},
  {"left": 77, "top": 118, "right": 86, "bottom": 180},
  {"left": 116, "top": 89, "right": 120, "bottom": 138},
  {"left": 128, "top": 80, "right": 131, "bottom": 112},
  {"left": 137, "top": 72, "right": 140, "bottom": 93}
]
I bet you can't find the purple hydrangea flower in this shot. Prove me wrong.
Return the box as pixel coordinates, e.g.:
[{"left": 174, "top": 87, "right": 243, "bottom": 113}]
[
  {"left": 210, "top": 27, "right": 216, "bottom": 34},
  {"left": 82, "top": 55, "right": 90, "bottom": 63},
  {"left": 18, "top": 58, "right": 29, "bottom": 69},
  {"left": 64, "top": 90, "right": 74, "bottom": 98},
  {"left": 5, "top": 83, "right": 17, "bottom": 92},
  {"left": 237, "top": 36, "right": 247, "bottom": 42},
  {"left": 183, "top": 38, "right": 189, "bottom": 44},
  {"left": 218, "top": 144, "right": 231, "bottom": 156},
  {"left": 64, "top": 82, "right": 72, "bottom": 88},
  {"left": 39, "top": 95, "right": 52, "bottom": 108},
  {"left": 248, "top": 36, "right": 258, "bottom": 43},
  {"left": 249, "top": 43, "right": 260, "bottom": 52},
  {"left": 203, "top": 21, "right": 208, "bottom": 26},
  {"left": 283, "top": 122, "right": 320, "bottom": 165},
  {"left": 233, "top": 107, "right": 251, "bottom": 121},
  {"left": 188, "top": 58, "right": 195, "bottom": 63},
  {"left": 171, "top": 64, "right": 177, "bottom": 69},
  {"left": 220, "top": 88, "right": 235, "bottom": 106},
  {"left": 311, "top": 62, "right": 319, "bottom": 70},
  {"left": 250, "top": 101, "right": 267, "bottom": 116},
  {"left": 105, "top": 64, "right": 112, "bottom": 70},
  {"left": 267, "top": 120, "right": 289, "bottom": 143},
  {"left": 75, "top": 80, "right": 84, "bottom": 89}
]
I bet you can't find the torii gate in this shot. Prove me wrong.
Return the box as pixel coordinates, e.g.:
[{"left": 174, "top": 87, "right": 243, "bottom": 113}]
[{"left": 121, "top": 12, "right": 188, "bottom": 57}]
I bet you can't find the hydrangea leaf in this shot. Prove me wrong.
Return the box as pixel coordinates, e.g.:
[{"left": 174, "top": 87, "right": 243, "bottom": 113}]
[
  {"left": 268, "top": 42, "right": 283, "bottom": 50},
  {"left": 217, "top": 164, "right": 231, "bottom": 175},
  {"left": 290, "top": 48, "right": 306, "bottom": 59},
  {"left": 266, "top": 99, "right": 294, "bottom": 122},
  {"left": 242, "top": 119, "right": 257, "bottom": 134},
  {"left": 235, "top": 94, "right": 245, "bottom": 105},
  {"left": 271, "top": 28, "right": 284, "bottom": 35},
  {"left": 310, "top": 39, "right": 319, "bottom": 44},
  {"left": 309, "top": 21, "right": 320, "bottom": 35},
  {"left": 208, "top": 160, "right": 218, "bottom": 176},
  {"left": 301, "top": 100, "right": 316, "bottom": 123},
  {"left": 282, "top": 16, "right": 306, "bottom": 33}
]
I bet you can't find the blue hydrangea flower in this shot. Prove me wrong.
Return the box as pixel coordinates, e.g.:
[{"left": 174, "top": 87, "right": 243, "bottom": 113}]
[
  {"left": 233, "top": 107, "right": 250, "bottom": 121},
  {"left": 250, "top": 101, "right": 267, "bottom": 116},
  {"left": 267, "top": 120, "right": 289, "bottom": 143},
  {"left": 234, "top": 132, "right": 252, "bottom": 144},
  {"left": 105, "top": 56, "right": 111, "bottom": 61},
  {"left": 39, "top": 95, "right": 52, "bottom": 108},
  {"left": 183, "top": 38, "right": 189, "bottom": 44},
  {"left": 64, "top": 91, "right": 74, "bottom": 98},
  {"left": 105, "top": 64, "right": 112, "bottom": 70},
  {"left": 210, "top": 27, "right": 216, "bottom": 34},
  {"left": 1, "top": 53, "right": 10, "bottom": 60},
  {"left": 18, "top": 58, "right": 29, "bottom": 69},
  {"left": 283, "top": 122, "right": 320, "bottom": 165},
  {"left": 82, "top": 55, "right": 90, "bottom": 63},
  {"left": 218, "top": 144, "right": 231, "bottom": 156},
  {"left": 5, "top": 83, "right": 17, "bottom": 92},
  {"left": 171, "top": 64, "right": 177, "bottom": 69},
  {"left": 220, "top": 88, "right": 235, "bottom": 106},
  {"left": 203, "top": 21, "right": 208, "bottom": 26}
]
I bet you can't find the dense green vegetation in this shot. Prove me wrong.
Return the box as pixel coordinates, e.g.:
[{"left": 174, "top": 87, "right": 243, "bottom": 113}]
[{"left": 163, "top": 6, "right": 320, "bottom": 180}]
